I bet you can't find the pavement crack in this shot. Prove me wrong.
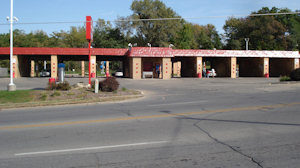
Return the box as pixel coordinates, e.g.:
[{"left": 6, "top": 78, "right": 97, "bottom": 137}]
[
  {"left": 94, "top": 153, "right": 101, "bottom": 168},
  {"left": 193, "top": 121, "right": 264, "bottom": 168}
]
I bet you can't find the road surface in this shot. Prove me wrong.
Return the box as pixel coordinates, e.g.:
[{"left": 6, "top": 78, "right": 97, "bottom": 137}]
[{"left": 0, "top": 78, "right": 300, "bottom": 168}]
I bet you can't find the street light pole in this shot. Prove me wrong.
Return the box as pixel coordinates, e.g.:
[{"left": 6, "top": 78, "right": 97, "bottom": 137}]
[
  {"left": 8, "top": 0, "right": 16, "bottom": 91},
  {"left": 245, "top": 38, "right": 249, "bottom": 51}
]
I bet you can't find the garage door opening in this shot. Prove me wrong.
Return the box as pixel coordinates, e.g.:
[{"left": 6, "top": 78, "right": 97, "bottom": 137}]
[
  {"left": 203, "top": 57, "right": 231, "bottom": 77},
  {"left": 178, "top": 57, "right": 197, "bottom": 77},
  {"left": 269, "top": 58, "right": 295, "bottom": 77},
  {"left": 238, "top": 58, "right": 264, "bottom": 77}
]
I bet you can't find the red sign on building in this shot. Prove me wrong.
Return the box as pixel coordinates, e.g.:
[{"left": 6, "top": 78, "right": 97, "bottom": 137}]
[{"left": 86, "top": 16, "right": 93, "bottom": 41}]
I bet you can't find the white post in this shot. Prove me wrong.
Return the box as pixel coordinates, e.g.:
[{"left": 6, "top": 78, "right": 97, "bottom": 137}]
[
  {"left": 8, "top": 0, "right": 16, "bottom": 91},
  {"left": 44, "top": 60, "right": 47, "bottom": 70},
  {"left": 94, "top": 79, "right": 99, "bottom": 93}
]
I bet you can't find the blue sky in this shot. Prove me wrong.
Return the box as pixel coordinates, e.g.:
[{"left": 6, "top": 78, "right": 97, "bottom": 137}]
[{"left": 0, "top": 0, "right": 299, "bottom": 35}]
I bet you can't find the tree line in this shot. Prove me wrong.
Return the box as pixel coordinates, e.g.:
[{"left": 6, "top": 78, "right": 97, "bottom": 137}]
[{"left": 0, "top": 0, "right": 300, "bottom": 68}]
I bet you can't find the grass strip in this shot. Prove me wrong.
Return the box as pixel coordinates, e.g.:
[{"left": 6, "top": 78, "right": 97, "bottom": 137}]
[
  {"left": 0, "top": 94, "right": 143, "bottom": 109},
  {"left": 0, "top": 90, "right": 34, "bottom": 104}
]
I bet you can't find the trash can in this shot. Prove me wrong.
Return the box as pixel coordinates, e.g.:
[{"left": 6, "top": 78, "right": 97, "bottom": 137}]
[
  {"left": 197, "top": 73, "right": 202, "bottom": 78},
  {"left": 49, "top": 78, "right": 56, "bottom": 84},
  {"left": 58, "top": 63, "right": 65, "bottom": 82},
  {"left": 265, "top": 73, "right": 269, "bottom": 78}
]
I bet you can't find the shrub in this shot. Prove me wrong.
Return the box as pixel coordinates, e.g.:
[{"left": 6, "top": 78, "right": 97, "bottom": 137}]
[
  {"left": 56, "top": 82, "right": 71, "bottom": 90},
  {"left": 46, "top": 81, "right": 71, "bottom": 91},
  {"left": 290, "top": 68, "right": 300, "bottom": 81},
  {"left": 280, "top": 76, "right": 291, "bottom": 82},
  {"left": 99, "top": 77, "right": 119, "bottom": 92}
]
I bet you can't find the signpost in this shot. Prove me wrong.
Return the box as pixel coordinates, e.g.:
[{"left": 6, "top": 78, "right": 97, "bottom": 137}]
[{"left": 86, "top": 16, "right": 93, "bottom": 85}]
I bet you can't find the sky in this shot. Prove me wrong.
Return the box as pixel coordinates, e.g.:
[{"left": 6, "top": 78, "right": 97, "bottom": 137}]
[{"left": 0, "top": 0, "right": 299, "bottom": 36}]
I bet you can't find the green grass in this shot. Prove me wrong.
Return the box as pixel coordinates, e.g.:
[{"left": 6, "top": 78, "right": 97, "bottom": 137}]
[
  {"left": 0, "top": 90, "right": 34, "bottom": 104},
  {"left": 40, "top": 93, "right": 48, "bottom": 101},
  {"left": 50, "top": 91, "right": 61, "bottom": 97},
  {"left": 280, "top": 76, "right": 291, "bottom": 82},
  {"left": 65, "top": 71, "right": 81, "bottom": 74}
]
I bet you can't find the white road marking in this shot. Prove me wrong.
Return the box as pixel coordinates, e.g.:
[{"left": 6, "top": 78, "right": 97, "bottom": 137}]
[
  {"left": 14, "top": 141, "right": 169, "bottom": 156},
  {"left": 148, "top": 100, "right": 208, "bottom": 107}
]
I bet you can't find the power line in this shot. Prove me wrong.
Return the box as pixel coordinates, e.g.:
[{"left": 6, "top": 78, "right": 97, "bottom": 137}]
[
  {"left": 0, "top": 12, "right": 299, "bottom": 26},
  {"left": 116, "top": 12, "right": 300, "bottom": 22}
]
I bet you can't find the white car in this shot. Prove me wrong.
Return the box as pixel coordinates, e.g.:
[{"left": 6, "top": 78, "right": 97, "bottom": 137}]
[
  {"left": 40, "top": 70, "right": 50, "bottom": 77},
  {"left": 206, "top": 69, "right": 217, "bottom": 77},
  {"left": 114, "top": 71, "right": 123, "bottom": 77}
]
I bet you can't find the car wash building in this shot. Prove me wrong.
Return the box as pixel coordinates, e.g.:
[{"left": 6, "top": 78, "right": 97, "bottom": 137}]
[{"left": 0, "top": 47, "right": 299, "bottom": 79}]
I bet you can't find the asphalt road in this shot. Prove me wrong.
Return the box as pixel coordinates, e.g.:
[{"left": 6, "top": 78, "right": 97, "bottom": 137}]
[{"left": 0, "top": 77, "right": 300, "bottom": 168}]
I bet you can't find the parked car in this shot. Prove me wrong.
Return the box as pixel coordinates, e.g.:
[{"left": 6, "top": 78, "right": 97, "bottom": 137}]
[
  {"left": 206, "top": 69, "right": 216, "bottom": 77},
  {"left": 40, "top": 70, "right": 50, "bottom": 77},
  {"left": 114, "top": 71, "right": 123, "bottom": 77}
]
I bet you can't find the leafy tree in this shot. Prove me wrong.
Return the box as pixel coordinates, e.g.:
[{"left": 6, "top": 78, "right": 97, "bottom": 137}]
[
  {"left": 193, "top": 24, "right": 222, "bottom": 49},
  {"left": 62, "top": 26, "right": 87, "bottom": 48},
  {"left": 92, "top": 19, "right": 128, "bottom": 48},
  {"left": 174, "top": 22, "right": 196, "bottom": 49},
  {"left": 223, "top": 7, "right": 300, "bottom": 50},
  {"left": 130, "top": 0, "right": 182, "bottom": 47},
  {"left": 0, "top": 33, "right": 9, "bottom": 47}
]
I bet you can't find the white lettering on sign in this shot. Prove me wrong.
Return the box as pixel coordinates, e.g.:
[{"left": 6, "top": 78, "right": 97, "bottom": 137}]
[
  {"left": 91, "top": 59, "right": 96, "bottom": 64},
  {"left": 295, "top": 59, "right": 299, "bottom": 64}
]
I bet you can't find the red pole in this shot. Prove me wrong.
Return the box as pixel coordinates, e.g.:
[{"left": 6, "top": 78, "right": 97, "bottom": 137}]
[
  {"left": 86, "top": 16, "right": 93, "bottom": 85},
  {"left": 88, "top": 40, "right": 91, "bottom": 85}
]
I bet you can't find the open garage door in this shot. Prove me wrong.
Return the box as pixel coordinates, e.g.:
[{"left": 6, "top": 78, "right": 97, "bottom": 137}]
[
  {"left": 179, "top": 57, "right": 197, "bottom": 77},
  {"left": 238, "top": 58, "right": 264, "bottom": 77},
  {"left": 269, "top": 58, "right": 294, "bottom": 77},
  {"left": 203, "top": 57, "right": 231, "bottom": 77}
]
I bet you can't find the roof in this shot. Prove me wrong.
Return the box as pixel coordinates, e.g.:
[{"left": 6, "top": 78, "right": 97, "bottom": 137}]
[
  {"left": 0, "top": 47, "right": 128, "bottom": 56},
  {"left": 0, "top": 47, "right": 299, "bottom": 58},
  {"left": 128, "top": 47, "right": 173, "bottom": 57},
  {"left": 173, "top": 49, "right": 300, "bottom": 58}
]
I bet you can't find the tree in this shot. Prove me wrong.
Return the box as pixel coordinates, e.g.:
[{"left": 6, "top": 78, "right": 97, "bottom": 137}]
[
  {"left": 193, "top": 24, "right": 222, "bottom": 49},
  {"left": 92, "top": 19, "right": 128, "bottom": 48},
  {"left": 223, "top": 17, "right": 243, "bottom": 49},
  {"left": 63, "top": 26, "right": 87, "bottom": 48},
  {"left": 130, "top": 0, "right": 182, "bottom": 47},
  {"left": 223, "top": 7, "right": 300, "bottom": 50},
  {"left": 174, "top": 22, "right": 196, "bottom": 49},
  {"left": 0, "top": 33, "right": 9, "bottom": 47}
]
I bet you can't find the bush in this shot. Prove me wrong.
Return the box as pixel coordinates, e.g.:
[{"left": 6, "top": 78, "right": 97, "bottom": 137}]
[
  {"left": 56, "top": 82, "right": 71, "bottom": 90},
  {"left": 280, "top": 76, "right": 291, "bottom": 82},
  {"left": 99, "top": 77, "right": 119, "bottom": 92},
  {"left": 290, "top": 68, "right": 300, "bottom": 81},
  {"left": 46, "top": 81, "right": 71, "bottom": 91}
]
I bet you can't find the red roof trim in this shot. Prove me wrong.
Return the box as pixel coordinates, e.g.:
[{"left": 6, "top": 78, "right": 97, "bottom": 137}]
[
  {"left": 128, "top": 47, "right": 173, "bottom": 57},
  {"left": 0, "top": 47, "right": 128, "bottom": 56},
  {"left": 0, "top": 47, "right": 299, "bottom": 58}
]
